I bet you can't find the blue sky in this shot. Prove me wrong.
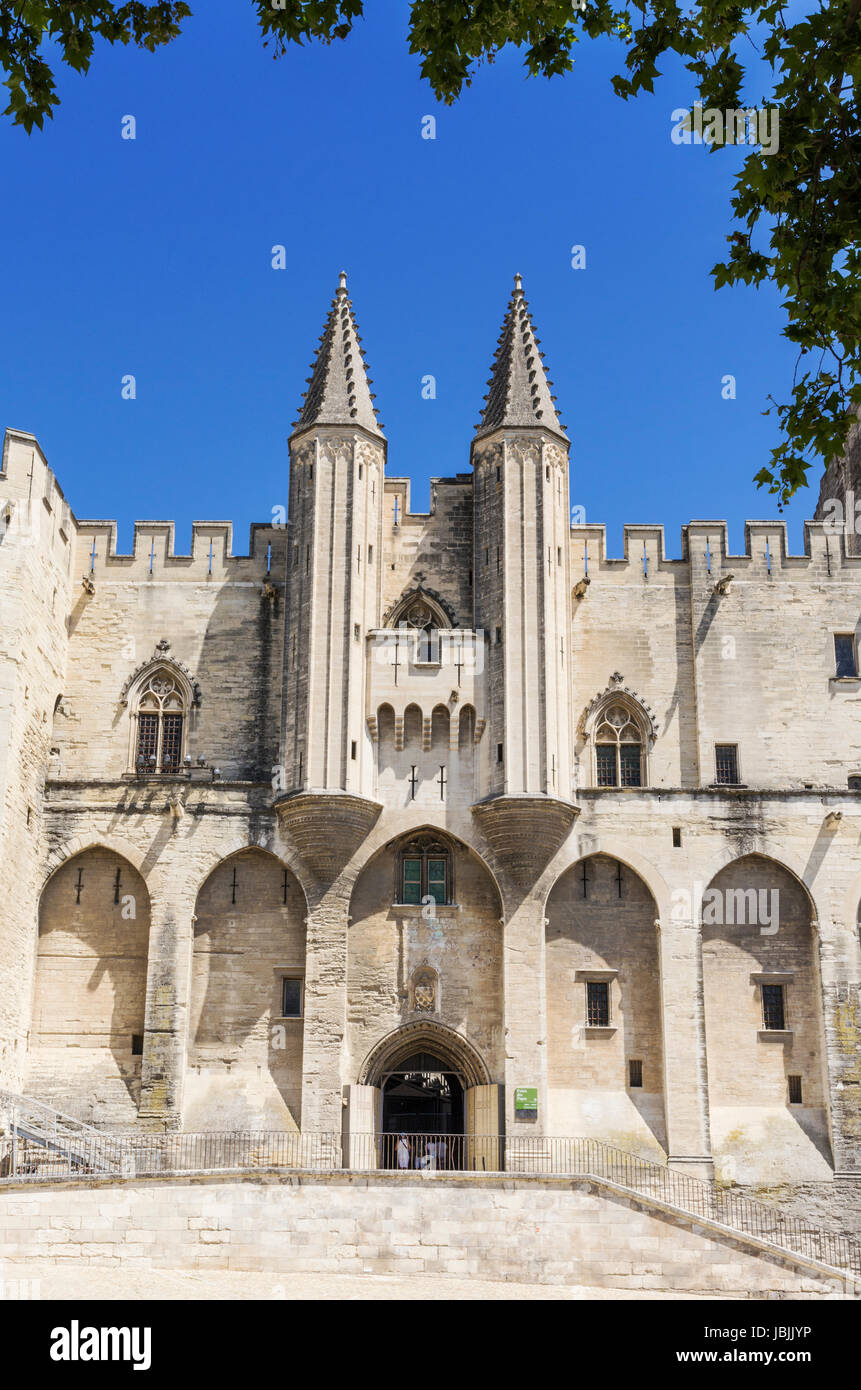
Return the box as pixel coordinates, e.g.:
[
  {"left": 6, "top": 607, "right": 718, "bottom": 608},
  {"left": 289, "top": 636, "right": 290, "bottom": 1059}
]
[{"left": 0, "top": 1, "right": 816, "bottom": 557}]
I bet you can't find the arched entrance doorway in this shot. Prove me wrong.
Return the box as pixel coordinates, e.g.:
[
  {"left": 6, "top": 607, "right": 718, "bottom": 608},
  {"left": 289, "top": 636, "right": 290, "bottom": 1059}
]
[
  {"left": 350, "top": 1022, "right": 501, "bottom": 1172},
  {"left": 381, "top": 1050, "right": 464, "bottom": 1168}
]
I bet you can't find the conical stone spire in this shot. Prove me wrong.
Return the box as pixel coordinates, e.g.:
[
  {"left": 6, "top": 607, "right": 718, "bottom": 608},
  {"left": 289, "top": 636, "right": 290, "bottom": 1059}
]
[
  {"left": 474, "top": 273, "right": 567, "bottom": 443},
  {"left": 291, "top": 272, "right": 384, "bottom": 440}
]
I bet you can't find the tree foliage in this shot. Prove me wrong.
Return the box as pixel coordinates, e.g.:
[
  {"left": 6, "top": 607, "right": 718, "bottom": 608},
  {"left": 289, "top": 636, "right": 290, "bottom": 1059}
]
[{"left": 3, "top": 0, "right": 860, "bottom": 503}]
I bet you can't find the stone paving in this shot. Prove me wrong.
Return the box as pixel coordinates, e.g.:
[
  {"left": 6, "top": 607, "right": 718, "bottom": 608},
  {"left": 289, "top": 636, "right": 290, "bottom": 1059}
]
[{"left": 1, "top": 1263, "right": 723, "bottom": 1301}]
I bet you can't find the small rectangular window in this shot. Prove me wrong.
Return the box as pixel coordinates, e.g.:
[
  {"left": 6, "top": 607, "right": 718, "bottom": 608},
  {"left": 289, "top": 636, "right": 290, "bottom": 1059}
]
[
  {"left": 354, "top": 623, "right": 360, "bottom": 641},
  {"left": 557, "top": 547, "right": 561, "bottom": 565},
  {"left": 762, "top": 983, "right": 786, "bottom": 1031},
  {"left": 715, "top": 744, "right": 739, "bottom": 785},
  {"left": 131, "top": 1034, "right": 143, "bottom": 1056},
  {"left": 629, "top": 1059, "right": 643, "bottom": 1088},
  {"left": 368, "top": 545, "right": 373, "bottom": 565},
  {"left": 351, "top": 740, "right": 357, "bottom": 760},
  {"left": 788, "top": 1074, "right": 803, "bottom": 1104},
  {"left": 495, "top": 627, "right": 502, "bottom": 644},
  {"left": 586, "top": 981, "right": 610, "bottom": 1028},
  {"left": 496, "top": 466, "right": 501, "bottom": 481},
  {"left": 281, "top": 978, "right": 303, "bottom": 1018},
  {"left": 672, "top": 827, "right": 682, "bottom": 847},
  {"left": 497, "top": 743, "right": 503, "bottom": 764},
  {"left": 835, "top": 634, "right": 857, "bottom": 678},
  {"left": 358, "top": 463, "right": 363, "bottom": 479}
]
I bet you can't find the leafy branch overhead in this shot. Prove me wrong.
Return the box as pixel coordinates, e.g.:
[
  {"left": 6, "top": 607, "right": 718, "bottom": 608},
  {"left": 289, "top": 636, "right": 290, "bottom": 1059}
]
[{"left": 3, "top": 0, "right": 860, "bottom": 504}]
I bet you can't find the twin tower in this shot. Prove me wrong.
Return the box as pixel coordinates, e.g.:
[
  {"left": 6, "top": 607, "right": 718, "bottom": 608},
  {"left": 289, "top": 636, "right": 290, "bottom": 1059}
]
[{"left": 276, "top": 273, "right": 577, "bottom": 885}]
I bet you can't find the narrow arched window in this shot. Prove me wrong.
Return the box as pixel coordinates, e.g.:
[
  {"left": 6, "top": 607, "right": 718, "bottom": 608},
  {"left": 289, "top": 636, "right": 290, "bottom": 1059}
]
[
  {"left": 595, "top": 705, "right": 643, "bottom": 788},
  {"left": 134, "top": 670, "right": 186, "bottom": 773},
  {"left": 398, "top": 834, "right": 451, "bottom": 906}
]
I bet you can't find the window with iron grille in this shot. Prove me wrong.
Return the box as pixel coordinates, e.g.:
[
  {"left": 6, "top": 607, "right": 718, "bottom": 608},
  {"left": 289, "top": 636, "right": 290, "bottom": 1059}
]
[
  {"left": 161, "top": 714, "right": 183, "bottom": 772},
  {"left": 762, "top": 983, "right": 786, "bottom": 1031},
  {"left": 398, "top": 835, "right": 450, "bottom": 906},
  {"left": 714, "top": 744, "right": 739, "bottom": 784},
  {"left": 629, "top": 1058, "right": 643, "bottom": 1088},
  {"left": 137, "top": 712, "right": 159, "bottom": 768},
  {"left": 586, "top": 981, "right": 610, "bottom": 1027},
  {"left": 593, "top": 704, "right": 643, "bottom": 787},
  {"left": 133, "top": 668, "right": 188, "bottom": 773},
  {"left": 788, "top": 1074, "right": 803, "bottom": 1104},
  {"left": 835, "top": 634, "right": 857, "bottom": 678}
]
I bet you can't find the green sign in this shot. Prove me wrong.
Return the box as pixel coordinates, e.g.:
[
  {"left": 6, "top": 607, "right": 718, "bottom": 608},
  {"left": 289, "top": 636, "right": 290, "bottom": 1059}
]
[{"left": 514, "top": 1087, "right": 538, "bottom": 1113}]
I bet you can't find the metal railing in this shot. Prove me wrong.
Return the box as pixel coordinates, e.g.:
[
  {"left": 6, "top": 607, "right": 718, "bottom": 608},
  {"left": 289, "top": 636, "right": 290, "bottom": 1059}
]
[
  {"left": 0, "top": 1090, "right": 134, "bottom": 1178},
  {"left": 1, "top": 1109, "right": 859, "bottom": 1279}
]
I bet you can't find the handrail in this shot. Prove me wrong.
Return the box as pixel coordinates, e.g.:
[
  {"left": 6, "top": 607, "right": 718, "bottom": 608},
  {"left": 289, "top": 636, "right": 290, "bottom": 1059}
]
[{"left": 0, "top": 1113, "right": 857, "bottom": 1279}]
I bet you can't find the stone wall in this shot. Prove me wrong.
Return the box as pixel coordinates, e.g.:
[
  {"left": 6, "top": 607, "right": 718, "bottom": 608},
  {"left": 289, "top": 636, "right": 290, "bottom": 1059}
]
[
  {"left": 703, "top": 855, "right": 831, "bottom": 1184},
  {"left": 0, "top": 1172, "right": 852, "bottom": 1296},
  {"left": 545, "top": 854, "right": 666, "bottom": 1158},
  {"left": 185, "top": 848, "right": 307, "bottom": 1130}
]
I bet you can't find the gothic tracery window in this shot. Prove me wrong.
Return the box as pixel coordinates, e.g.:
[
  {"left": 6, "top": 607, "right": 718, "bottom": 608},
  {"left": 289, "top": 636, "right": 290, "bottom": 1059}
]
[
  {"left": 398, "top": 834, "right": 451, "bottom": 906},
  {"left": 594, "top": 704, "right": 644, "bottom": 788},
  {"left": 134, "top": 670, "right": 186, "bottom": 772}
]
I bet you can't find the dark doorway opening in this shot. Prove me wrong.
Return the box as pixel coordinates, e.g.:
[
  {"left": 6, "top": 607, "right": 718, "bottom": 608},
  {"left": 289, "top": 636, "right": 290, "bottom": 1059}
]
[{"left": 381, "top": 1051, "right": 464, "bottom": 1170}]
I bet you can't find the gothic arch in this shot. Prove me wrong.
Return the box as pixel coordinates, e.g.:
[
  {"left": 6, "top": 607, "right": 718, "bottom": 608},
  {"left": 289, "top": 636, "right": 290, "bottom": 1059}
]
[
  {"left": 383, "top": 586, "right": 456, "bottom": 630},
  {"left": 699, "top": 848, "right": 821, "bottom": 929},
  {"left": 41, "top": 834, "right": 152, "bottom": 892},
  {"left": 358, "top": 1020, "right": 492, "bottom": 1088},
  {"left": 541, "top": 838, "right": 671, "bottom": 923}
]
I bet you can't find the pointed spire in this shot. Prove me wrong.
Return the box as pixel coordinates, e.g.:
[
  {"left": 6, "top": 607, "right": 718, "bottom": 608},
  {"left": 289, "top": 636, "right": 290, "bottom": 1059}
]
[
  {"left": 473, "top": 274, "right": 567, "bottom": 443},
  {"left": 291, "top": 272, "right": 384, "bottom": 440}
]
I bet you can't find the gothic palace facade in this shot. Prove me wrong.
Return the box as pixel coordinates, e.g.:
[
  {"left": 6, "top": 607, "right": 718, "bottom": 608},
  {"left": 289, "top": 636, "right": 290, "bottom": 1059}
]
[{"left": 2, "top": 273, "right": 861, "bottom": 1191}]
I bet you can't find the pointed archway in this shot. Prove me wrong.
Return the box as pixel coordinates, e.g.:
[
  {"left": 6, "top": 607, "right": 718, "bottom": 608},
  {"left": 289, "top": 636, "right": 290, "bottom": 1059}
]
[{"left": 346, "top": 1021, "right": 501, "bottom": 1172}]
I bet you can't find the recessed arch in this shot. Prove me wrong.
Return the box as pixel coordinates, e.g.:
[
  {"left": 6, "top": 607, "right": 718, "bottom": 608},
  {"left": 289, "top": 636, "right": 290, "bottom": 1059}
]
[
  {"left": 31, "top": 844, "right": 152, "bottom": 1125},
  {"left": 359, "top": 1020, "right": 492, "bottom": 1088}
]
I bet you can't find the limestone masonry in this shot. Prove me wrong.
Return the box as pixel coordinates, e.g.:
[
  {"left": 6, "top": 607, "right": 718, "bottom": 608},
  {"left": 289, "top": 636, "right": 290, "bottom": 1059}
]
[{"left": 2, "top": 272, "right": 861, "bottom": 1214}]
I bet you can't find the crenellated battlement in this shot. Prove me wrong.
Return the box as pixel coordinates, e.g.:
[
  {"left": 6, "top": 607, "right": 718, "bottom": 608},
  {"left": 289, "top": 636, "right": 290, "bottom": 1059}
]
[
  {"left": 73, "top": 519, "right": 288, "bottom": 582},
  {"left": 569, "top": 519, "right": 861, "bottom": 579}
]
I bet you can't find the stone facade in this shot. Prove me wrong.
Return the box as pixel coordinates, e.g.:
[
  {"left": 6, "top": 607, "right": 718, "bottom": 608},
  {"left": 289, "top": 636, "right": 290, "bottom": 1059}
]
[{"left": 2, "top": 272, "right": 861, "bottom": 1222}]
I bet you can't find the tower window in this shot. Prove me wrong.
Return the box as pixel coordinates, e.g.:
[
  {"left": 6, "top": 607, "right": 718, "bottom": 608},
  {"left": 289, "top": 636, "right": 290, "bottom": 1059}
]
[
  {"left": 368, "top": 545, "right": 373, "bottom": 565},
  {"left": 131, "top": 1034, "right": 144, "bottom": 1056},
  {"left": 714, "top": 744, "right": 739, "bottom": 785},
  {"left": 762, "top": 983, "right": 786, "bottom": 1031},
  {"left": 672, "top": 827, "right": 682, "bottom": 847},
  {"left": 495, "top": 627, "right": 502, "bottom": 644},
  {"left": 358, "top": 463, "right": 363, "bottom": 479},
  {"left": 586, "top": 981, "right": 610, "bottom": 1028},
  {"left": 398, "top": 835, "right": 451, "bottom": 906},
  {"left": 594, "top": 705, "right": 643, "bottom": 788},
  {"left": 497, "top": 743, "right": 503, "bottom": 763},
  {"left": 629, "top": 1059, "right": 643, "bottom": 1088},
  {"left": 788, "top": 1074, "right": 803, "bottom": 1104},
  {"left": 835, "top": 634, "right": 857, "bottom": 678},
  {"left": 133, "top": 668, "right": 187, "bottom": 773},
  {"left": 351, "top": 740, "right": 357, "bottom": 760}
]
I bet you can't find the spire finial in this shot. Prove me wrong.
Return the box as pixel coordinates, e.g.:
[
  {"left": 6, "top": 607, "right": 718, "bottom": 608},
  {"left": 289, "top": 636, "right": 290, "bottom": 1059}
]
[
  {"left": 513, "top": 272, "right": 523, "bottom": 294},
  {"left": 337, "top": 270, "right": 348, "bottom": 294}
]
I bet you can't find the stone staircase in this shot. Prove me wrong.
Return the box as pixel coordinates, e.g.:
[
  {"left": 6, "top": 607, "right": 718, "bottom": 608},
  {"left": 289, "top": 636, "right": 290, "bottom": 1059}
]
[{"left": 0, "top": 1089, "right": 134, "bottom": 1178}]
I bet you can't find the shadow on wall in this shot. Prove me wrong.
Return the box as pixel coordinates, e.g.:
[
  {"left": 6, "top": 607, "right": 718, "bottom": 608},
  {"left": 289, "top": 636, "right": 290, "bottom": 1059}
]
[
  {"left": 29, "top": 847, "right": 150, "bottom": 1127},
  {"left": 545, "top": 853, "right": 668, "bottom": 1160},
  {"left": 185, "top": 848, "right": 307, "bottom": 1131},
  {"left": 702, "top": 853, "right": 834, "bottom": 1184}
]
